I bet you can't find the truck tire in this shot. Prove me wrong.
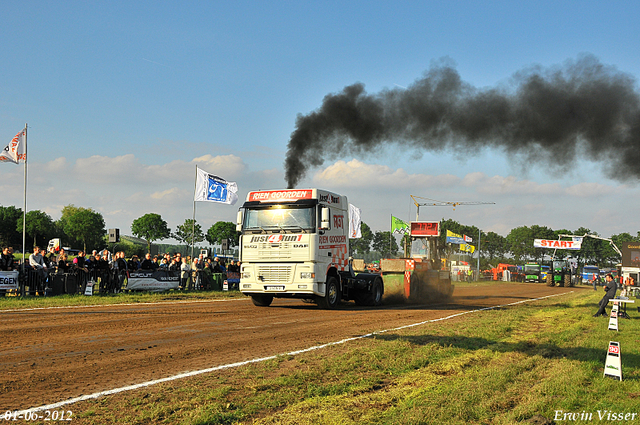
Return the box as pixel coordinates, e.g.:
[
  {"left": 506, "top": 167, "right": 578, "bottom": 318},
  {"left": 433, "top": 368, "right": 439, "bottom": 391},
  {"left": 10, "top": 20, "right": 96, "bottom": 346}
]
[
  {"left": 371, "top": 278, "right": 383, "bottom": 306},
  {"left": 317, "top": 276, "right": 340, "bottom": 309},
  {"left": 546, "top": 274, "right": 555, "bottom": 287},
  {"left": 354, "top": 277, "right": 384, "bottom": 306},
  {"left": 251, "top": 294, "right": 274, "bottom": 307},
  {"left": 565, "top": 274, "right": 572, "bottom": 287}
]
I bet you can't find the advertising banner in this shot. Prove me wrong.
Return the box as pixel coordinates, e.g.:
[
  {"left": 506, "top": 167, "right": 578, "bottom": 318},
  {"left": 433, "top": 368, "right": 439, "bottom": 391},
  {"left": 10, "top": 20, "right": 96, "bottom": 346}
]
[
  {"left": 126, "top": 270, "right": 180, "bottom": 292},
  {"left": 533, "top": 239, "right": 582, "bottom": 250},
  {"left": 460, "top": 243, "right": 476, "bottom": 253},
  {"left": 0, "top": 271, "right": 19, "bottom": 290},
  {"left": 446, "top": 230, "right": 464, "bottom": 245}
]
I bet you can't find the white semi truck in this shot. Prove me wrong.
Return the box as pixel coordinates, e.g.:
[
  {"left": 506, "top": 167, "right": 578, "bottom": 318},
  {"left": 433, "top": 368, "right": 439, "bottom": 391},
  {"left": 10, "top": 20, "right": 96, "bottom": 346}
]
[{"left": 236, "top": 188, "right": 383, "bottom": 309}]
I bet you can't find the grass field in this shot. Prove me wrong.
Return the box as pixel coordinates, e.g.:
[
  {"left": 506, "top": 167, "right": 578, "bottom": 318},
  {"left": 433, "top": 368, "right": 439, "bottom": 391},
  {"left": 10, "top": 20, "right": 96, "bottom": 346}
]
[
  {"left": 0, "top": 290, "right": 244, "bottom": 310},
  {"left": 16, "top": 286, "right": 639, "bottom": 424}
]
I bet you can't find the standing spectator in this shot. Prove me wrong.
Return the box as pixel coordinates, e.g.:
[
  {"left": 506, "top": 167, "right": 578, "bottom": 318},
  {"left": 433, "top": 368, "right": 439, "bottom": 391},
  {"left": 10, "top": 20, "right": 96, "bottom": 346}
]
[
  {"left": 44, "top": 247, "right": 57, "bottom": 268},
  {"left": 1, "top": 247, "right": 15, "bottom": 271},
  {"left": 128, "top": 255, "right": 140, "bottom": 271},
  {"left": 73, "top": 251, "right": 87, "bottom": 270},
  {"left": 114, "top": 251, "right": 128, "bottom": 291},
  {"left": 57, "top": 253, "right": 70, "bottom": 273},
  {"left": 29, "top": 246, "right": 48, "bottom": 288},
  {"left": 29, "top": 246, "right": 48, "bottom": 274},
  {"left": 180, "top": 257, "right": 191, "bottom": 290},
  {"left": 140, "top": 253, "right": 154, "bottom": 270},
  {"left": 86, "top": 255, "right": 98, "bottom": 271},
  {"left": 168, "top": 257, "right": 179, "bottom": 271}
]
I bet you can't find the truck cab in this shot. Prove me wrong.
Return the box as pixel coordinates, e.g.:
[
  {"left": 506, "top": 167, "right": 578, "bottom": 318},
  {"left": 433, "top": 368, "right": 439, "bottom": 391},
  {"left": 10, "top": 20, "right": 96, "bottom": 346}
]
[{"left": 237, "top": 188, "right": 382, "bottom": 308}]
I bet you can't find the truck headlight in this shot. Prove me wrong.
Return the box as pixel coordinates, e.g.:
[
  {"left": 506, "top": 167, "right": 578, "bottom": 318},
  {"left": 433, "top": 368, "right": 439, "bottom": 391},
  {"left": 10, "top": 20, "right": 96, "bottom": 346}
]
[
  {"left": 242, "top": 272, "right": 251, "bottom": 279},
  {"left": 300, "top": 272, "right": 315, "bottom": 279}
]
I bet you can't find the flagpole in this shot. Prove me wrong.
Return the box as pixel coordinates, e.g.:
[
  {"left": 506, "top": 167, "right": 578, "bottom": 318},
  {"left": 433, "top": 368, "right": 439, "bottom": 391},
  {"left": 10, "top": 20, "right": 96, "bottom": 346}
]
[
  {"left": 22, "top": 124, "right": 27, "bottom": 294},
  {"left": 191, "top": 165, "right": 198, "bottom": 260}
]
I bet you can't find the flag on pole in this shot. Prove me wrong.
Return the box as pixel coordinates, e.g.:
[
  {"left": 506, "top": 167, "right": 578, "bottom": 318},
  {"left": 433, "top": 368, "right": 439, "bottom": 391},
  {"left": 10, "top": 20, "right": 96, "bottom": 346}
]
[
  {"left": 348, "top": 203, "right": 361, "bottom": 239},
  {"left": 391, "top": 215, "right": 410, "bottom": 234},
  {"left": 0, "top": 128, "right": 26, "bottom": 164},
  {"left": 194, "top": 168, "right": 238, "bottom": 205}
]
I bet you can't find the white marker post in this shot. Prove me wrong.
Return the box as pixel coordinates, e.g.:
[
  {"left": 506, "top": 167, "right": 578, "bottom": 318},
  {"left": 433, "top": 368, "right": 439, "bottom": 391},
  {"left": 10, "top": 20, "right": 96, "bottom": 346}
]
[
  {"left": 604, "top": 341, "right": 622, "bottom": 381},
  {"left": 608, "top": 303, "right": 619, "bottom": 331}
]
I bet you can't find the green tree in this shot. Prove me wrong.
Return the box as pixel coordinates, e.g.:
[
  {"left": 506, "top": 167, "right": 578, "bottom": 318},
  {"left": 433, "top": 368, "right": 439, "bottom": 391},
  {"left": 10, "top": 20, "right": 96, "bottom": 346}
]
[
  {"left": 63, "top": 207, "right": 106, "bottom": 253},
  {"left": 131, "top": 213, "right": 171, "bottom": 253},
  {"left": 173, "top": 219, "right": 205, "bottom": 247},
  {"left": 17, "top": 210, "right": 54, "bottom": 248},
  {"left": 0, "top": 205, "right": 22, "bottom": 247},
  {"left": 350, "top": 222, "right": 373, "bottom": 257},
  {"left": 573, "top": 227, "right": 602, "bottom": 266},
  {"left": 206, "top": 221, "right": 240, "bottom": 248},
  {"left": 506, "top": 226, "right": 534, "bottom": 263},
  {"left": 481, "top": 231, "right": 508, "bottom": 263},
  {"left": 372, "top": 231, "right": 399, "bottom": 258}
]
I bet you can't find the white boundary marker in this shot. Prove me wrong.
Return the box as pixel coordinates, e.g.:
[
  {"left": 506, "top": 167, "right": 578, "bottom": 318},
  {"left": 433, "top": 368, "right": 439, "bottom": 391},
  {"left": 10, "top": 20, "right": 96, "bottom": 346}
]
[
  {"left": 608, "top": 305, "right": 619, "bottom": 331},
  {"left": 604, "top": 341, "right": 623, "bottom": 380},
  {"left": 13, "top": 291, "right": 572, "bottom": 415}
]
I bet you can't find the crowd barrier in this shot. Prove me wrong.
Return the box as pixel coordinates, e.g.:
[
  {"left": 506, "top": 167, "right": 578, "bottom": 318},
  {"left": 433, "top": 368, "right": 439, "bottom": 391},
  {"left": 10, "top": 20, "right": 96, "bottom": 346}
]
[{"left": 0, "top": 267, "right": 231, "bottom": 296}]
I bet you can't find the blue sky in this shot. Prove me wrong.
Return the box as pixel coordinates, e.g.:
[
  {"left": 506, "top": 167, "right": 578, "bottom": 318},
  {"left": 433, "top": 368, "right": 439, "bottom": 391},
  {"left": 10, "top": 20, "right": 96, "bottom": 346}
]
[{"left": 1, "top": 1, "right": 639, "bottom": 241}]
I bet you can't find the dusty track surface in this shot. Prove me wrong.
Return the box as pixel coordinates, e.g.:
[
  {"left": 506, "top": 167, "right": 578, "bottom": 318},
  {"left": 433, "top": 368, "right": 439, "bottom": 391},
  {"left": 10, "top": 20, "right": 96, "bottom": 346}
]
[{"left": 0, "top": 283, "right": 579, "bottom": 411}]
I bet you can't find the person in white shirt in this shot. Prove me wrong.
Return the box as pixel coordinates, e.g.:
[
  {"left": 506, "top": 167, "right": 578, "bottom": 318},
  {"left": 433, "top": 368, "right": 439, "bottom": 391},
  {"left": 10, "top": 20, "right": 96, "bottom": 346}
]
[{"left": 29, "top": 246, "right": 48, "bottom": 282}]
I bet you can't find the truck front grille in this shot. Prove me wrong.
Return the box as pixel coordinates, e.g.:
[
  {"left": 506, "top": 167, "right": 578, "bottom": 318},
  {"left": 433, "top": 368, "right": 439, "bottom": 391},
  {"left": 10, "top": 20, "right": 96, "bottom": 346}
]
[{"left": 257, "top": 265, "right": 292, "bottom": 283}]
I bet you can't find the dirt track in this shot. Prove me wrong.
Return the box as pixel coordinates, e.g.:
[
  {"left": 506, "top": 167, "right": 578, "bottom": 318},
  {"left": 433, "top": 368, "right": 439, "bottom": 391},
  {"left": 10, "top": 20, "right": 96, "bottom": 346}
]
[{"left": 0, "top": 283, "right": 579, "bottom": 411}]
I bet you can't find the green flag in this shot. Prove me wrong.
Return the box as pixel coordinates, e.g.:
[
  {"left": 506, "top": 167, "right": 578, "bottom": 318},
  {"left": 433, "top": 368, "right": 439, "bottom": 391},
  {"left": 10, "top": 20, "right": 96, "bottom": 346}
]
[{"left": 391, "top": 215, "right": 410, "bottom": 234}]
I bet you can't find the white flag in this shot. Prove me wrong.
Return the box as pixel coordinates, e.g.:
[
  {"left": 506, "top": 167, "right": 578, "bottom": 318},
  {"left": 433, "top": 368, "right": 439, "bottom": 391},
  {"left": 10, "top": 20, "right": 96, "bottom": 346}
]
[
  {"left": 349, "top": 203, "right": 361, "bottom": 239},
  {"left": 194, "top": 168, "right": 238, "bottom": 205},
  {"left": 0, "top": 128, "right": 26, "bottom": 164}
]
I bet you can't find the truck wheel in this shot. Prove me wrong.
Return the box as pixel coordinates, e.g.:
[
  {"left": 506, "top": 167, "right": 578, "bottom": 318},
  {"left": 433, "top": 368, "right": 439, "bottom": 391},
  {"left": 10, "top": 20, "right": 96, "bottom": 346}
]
[
  {"left": 546, "top": 274, "right": 555, "bottom": 287},
  {"left": 318, "top": 276, "right": 340, "bottom": 309},
  {"left": 565, "top": 274, "right": 572, "bottom": 287},
  {"left": 371, "top": 278, "right": 384, "bottom": 306},
  {"left": 251, "top": 294, "right": 274, "bottom": 307},
  {"left": 354, "top": 278, "right": 384, "bottom": 306}
]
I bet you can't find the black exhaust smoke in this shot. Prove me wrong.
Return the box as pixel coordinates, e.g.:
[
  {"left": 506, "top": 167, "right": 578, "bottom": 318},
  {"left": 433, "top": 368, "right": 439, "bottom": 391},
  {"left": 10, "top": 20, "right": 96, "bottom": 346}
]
[{"left": 284, "top": 55, "right": 640, "bottom": 189}]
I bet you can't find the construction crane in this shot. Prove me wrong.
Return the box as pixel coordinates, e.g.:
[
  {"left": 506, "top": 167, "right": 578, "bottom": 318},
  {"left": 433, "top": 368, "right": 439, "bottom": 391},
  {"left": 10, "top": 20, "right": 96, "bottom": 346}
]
[{"left": 410, "top": 195, "right": 495, "bottom": 220}]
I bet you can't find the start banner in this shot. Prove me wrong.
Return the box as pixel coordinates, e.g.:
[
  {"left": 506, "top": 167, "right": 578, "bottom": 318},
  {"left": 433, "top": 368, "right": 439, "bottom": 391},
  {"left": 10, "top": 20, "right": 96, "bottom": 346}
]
[
  {"left": 0, "top": 271, "right": 19, "bottom": 290},
  {"left": 533, "top": 239, "right": 582, "bottom": 250},
  {"left": 126, "top": 270, "right": 180, "bottom": 292}
]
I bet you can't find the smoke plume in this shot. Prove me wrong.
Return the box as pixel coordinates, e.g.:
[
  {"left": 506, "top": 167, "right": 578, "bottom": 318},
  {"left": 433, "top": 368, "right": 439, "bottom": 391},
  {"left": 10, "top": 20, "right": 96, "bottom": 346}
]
[{"left": 284, "top": 55, "right": 640, "bottom": 189}]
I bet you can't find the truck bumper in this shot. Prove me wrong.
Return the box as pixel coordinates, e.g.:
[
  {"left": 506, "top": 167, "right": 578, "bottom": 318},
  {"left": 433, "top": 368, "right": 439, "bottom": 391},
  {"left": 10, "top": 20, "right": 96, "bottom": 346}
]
[{"left": 239, "top": 262, "right": 322, "bottom": 297}]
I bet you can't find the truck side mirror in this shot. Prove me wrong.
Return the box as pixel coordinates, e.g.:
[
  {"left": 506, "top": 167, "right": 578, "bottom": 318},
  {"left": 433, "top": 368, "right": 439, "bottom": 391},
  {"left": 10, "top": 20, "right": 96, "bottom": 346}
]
[
  {"left": 320, "top": 206, "right": 331, "bottom": 230},
  {"left": 236, "top": 210, "right": 243, "bottom": 232}
]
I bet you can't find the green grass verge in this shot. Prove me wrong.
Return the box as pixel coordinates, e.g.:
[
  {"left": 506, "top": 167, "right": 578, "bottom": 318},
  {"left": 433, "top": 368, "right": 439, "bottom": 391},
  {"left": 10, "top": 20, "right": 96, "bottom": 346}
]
[
  {"left": 0, "top": 290, "right": 244, "bottom": 310},
  {"left": 32, "top": 289, "right": 640, "bottom": 424}
]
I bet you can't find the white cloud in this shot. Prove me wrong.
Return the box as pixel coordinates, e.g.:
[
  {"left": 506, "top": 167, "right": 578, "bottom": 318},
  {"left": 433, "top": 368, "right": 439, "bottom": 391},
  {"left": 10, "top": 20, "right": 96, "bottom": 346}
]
[
  {"left": 1, "top": 155, "right": 639, "bottom": 242},
  {"left": 312, "top": 159, "right": 460, "bottom": 188}
]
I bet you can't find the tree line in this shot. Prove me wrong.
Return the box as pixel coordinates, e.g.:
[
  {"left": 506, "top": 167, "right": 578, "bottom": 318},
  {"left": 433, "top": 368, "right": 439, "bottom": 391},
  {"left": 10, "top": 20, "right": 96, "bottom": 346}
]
[
  {"left": 1, "top": 204, "right": 635, "bottom": 267},
  {"left": 349, "top": 219, "right": 636, "bottom": 268},
  {"left": 0, "top": 205, "right": 240, "bottom": 257}
]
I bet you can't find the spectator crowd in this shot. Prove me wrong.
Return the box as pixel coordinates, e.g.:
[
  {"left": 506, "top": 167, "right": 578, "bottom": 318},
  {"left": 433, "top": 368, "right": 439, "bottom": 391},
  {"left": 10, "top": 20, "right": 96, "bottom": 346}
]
[{"left": 0, "top": 245, "right": 239, "bottom": 294}]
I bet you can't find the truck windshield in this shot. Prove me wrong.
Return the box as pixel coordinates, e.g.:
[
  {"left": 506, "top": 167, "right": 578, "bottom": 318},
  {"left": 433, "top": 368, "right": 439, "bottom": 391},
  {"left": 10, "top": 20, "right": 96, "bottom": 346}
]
[
  {"left": 244, "top": 205, "right": 315, "bottom": 233},
  {"left": 524, "top": 265, "right": 539, "bottom": 273}
]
